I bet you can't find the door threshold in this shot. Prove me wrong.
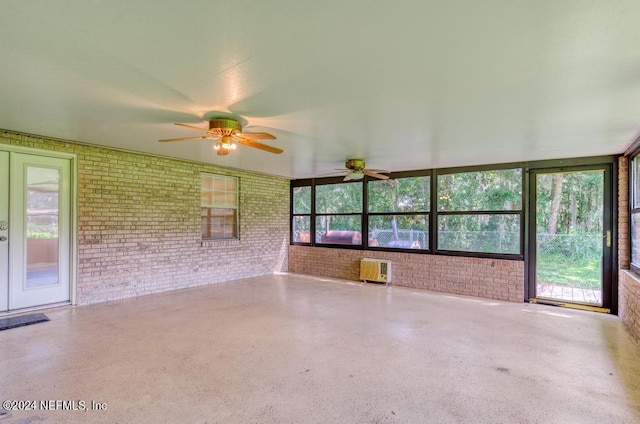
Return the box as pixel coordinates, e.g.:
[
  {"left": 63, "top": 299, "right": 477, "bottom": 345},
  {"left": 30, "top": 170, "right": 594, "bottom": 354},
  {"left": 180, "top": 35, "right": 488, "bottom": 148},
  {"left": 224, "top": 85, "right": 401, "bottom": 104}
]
[
  {"left": 529, "top": 298, "right": 610, "bottom": 314},
  {"left": 0, "top": 301, "right": 72, "bottom": 317}
]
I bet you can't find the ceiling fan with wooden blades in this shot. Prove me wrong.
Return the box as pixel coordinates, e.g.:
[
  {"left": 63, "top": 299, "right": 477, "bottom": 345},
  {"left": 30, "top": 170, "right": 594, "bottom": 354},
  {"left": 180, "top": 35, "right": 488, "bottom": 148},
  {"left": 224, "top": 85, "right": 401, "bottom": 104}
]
[
  {"left": 326, "top": 159, "right": 390, "bottom": 181},
  {"left": 159, "top": 117, "right": 282, "bottom": 155}
]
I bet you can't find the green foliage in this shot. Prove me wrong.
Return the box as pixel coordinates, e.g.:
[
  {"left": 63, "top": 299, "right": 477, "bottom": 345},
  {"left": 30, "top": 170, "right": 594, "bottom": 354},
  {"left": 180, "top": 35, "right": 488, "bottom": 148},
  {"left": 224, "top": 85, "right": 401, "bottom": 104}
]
[
  {"left": 368, "top": 177, "right": 429, "bottom": 213},
  {"left": 368, "top": 215, "right": 428, "bottom": 248},
  {"left": 533, "top": 171, "right": 604, "bottom": 290},
  {"left": 437, "top": 214, "right": 520, "bottom": 254},
  {"left": 27, "top": 232, "right": 57, "bottom": 239},
  {"left": 438, "top": 169, "right": 522, "bottom": 211},
  {"left": 292, "top": 187, "right": 311, "bottom": 214},
  {"left": 538, "top": 234, "right": 601, "bottom": 262},
  {"left": 536, "top": 171, "right": 603, "bottom": 234},
  {"left": 537, "top": 255, "right": 601, "bottom": 289},
  {"left": 292, "top": 216, "right": 310, "bottom": 231},
  {"left": 315, "top": 215, "right": 361, "bottom": 234},
  {"left": 315, "top": 182, "right": 362, "bottom": 214}
]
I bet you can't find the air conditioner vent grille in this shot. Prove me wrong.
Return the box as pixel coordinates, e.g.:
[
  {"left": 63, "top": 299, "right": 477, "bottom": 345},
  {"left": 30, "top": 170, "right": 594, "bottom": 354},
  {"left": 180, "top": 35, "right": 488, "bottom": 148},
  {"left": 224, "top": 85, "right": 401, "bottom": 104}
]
[{"left": 360, "top": 258, "right": 392, "bottom": 284}]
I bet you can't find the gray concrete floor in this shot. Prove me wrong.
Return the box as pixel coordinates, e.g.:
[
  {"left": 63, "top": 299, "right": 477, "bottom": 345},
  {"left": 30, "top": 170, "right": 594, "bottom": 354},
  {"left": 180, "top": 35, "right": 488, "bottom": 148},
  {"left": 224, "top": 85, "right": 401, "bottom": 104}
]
[{"left": 1, "top": 273, "right": 639, "bottom": 424}]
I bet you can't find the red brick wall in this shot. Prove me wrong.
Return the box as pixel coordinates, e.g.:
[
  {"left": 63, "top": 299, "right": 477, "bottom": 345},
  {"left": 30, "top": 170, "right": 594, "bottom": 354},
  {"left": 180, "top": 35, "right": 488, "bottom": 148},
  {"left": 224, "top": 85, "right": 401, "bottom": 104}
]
[
  {"left": 619, "top": 156, "right": 630, "bottom": 269},
  {"left": 289, "top": 246, "right": 524, "bottom": 302},
  {"left": 1, "top": 130, "right": 290, "bottom": 305},
  {"left": 619, "top": 271, "right": 640, "bottom": 343}
]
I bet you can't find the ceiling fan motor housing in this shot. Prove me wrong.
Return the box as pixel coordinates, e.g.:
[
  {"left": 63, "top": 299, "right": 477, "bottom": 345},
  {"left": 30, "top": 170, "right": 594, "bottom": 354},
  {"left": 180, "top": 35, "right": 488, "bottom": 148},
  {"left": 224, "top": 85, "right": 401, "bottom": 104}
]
[
  {"left": 345, "top": 159, "right": 365, "bottom": 170},
  {"left": 209, "top": 118, "right": 243, "bottom": 134}
]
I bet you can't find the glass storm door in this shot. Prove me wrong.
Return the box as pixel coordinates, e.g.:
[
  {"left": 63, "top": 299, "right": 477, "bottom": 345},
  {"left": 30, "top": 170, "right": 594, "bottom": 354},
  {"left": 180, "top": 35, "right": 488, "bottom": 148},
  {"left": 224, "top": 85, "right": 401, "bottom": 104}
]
[
  {"left": 1, "top": 152, "right": 71, "bottom": 311},
  {"left": 530, "top": 167, "right": 613, "bottom": 309}
]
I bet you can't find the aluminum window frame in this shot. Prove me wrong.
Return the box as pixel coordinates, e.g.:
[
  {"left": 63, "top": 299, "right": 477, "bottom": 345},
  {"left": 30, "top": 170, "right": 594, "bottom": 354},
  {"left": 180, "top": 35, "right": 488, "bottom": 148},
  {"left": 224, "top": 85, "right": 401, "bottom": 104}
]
[
  {"left": 291, "top": 161, "right": 579, "bottom": 260},
  {"left": 627, "top": 149, "right": 640, "bottom": 274},
  {"left": 434, "top": 164, "right": 525, "bottom": 259},
  {"left": 366, "top": 170, "right": 432, "bottom": 252},
  {"left": 313, "top": 177, "right": 364, "bottom": 248}
]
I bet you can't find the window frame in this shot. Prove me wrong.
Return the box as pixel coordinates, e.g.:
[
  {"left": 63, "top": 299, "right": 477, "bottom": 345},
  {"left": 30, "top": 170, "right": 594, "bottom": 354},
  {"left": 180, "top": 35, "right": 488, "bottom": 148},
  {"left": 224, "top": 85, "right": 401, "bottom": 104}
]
[
  {"left": 313, "top": 177, "right": 364, "bottom": 248},
  {"left": 628, "top": 151, "right": 640, "bottom": 274},
  {"left": 201, "top": 173, "right": 239, "bottom": 241},
  {"left": 289, "top": 162, "right": 527, "bottom": 259},
  {"left": 291, "top": 180, "right": 313, "bottom": 244},
  {"left": 366, "top": 170, "right": 432, "bottom": 252},
  {"left": 434, "top": 164, "right": 525, "bottom": 259}
]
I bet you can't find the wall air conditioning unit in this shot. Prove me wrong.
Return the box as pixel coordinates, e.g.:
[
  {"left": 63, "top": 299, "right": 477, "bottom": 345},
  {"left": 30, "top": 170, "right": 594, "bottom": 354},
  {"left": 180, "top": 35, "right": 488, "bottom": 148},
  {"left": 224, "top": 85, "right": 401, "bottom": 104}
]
[{"left": 360, "top": 258, "right": 391, "bottom": 284}]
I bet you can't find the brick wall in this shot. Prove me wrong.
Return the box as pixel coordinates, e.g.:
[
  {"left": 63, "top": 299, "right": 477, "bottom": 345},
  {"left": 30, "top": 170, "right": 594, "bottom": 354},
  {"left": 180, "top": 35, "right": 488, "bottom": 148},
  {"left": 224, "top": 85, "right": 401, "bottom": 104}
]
[
  {"left": 619, "top": 156, "right": 629, "bottom": 269},
  {"left": 618, "top": 156, "right": 640, "bottom": 342},
  {"left": 288, "top": 246, "right": 524, "bottom": 302},
  {"left": 619, "top": 271, "right": 640, "bottom": 343},
  {"left": 1, "top": 130, "right": 290, "bottom": 304}
]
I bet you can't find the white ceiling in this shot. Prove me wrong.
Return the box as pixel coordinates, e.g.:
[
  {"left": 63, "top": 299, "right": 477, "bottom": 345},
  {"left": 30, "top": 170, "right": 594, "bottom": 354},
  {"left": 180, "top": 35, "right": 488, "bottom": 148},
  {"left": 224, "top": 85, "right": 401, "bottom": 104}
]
[{"left": 1, "top": 1, "right": 639, "bottom": 179}]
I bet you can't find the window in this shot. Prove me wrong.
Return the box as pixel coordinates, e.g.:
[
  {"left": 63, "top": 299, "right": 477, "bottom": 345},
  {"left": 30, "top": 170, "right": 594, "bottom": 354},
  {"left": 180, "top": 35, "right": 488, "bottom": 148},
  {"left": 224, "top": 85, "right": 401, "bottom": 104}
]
[
  {"left": 315, "top": 182, "right": 362, "bottom": 245},
  {"left": 292, "top": 186, "right": 311, "bottom": 243},
  {"left": 201, "top": 174, "right": 238, "bottom": 240},
  {"left": 289, "top": 164, "right": 525, "bottom": 258},
  {"left": 367, "top": 175, "right": 430, "bottom": 249},
  {"left": 436, "top": 168, "right": 522, "bottom": 254},
  {"left": 631, "top": 156, "right": 640, "bottom": 271}
]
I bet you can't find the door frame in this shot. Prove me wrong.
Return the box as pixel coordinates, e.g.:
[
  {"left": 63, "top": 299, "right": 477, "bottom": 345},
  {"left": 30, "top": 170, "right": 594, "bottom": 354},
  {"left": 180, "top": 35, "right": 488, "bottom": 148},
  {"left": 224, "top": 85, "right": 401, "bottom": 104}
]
[
  {"left": 525, "top": 159, "right": 617, "bottom": 313},
  {"left": 0, "top": 143, "right": 78, "bottom": 312}
]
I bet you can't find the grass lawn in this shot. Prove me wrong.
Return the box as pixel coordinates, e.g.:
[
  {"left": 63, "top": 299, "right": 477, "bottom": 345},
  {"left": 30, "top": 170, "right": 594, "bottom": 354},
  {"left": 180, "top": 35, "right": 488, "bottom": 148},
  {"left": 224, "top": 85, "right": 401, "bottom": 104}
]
[{"left": 536, "top": 255, "right": 601, "bottom": 289}]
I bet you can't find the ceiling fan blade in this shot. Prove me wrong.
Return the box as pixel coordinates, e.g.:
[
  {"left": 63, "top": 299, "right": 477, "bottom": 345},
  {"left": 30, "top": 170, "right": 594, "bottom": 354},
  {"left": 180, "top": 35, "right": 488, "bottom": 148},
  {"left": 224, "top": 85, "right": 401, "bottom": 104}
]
[
  {"left": 237, "top": 132, "right": 276, "bottom": 140},
  {"left": 363, "top": 170, "right": 389, "bottom": 180},
  {"left": 365, "top": 169, "right": 389, "bottom": 173},
  {"left": 174, "top": 123, "right": 211, "bottom": 133},
  {"left": 236, "top": 137, "right": 283, "bottom": 154},
  {"left": 159, "top": 135, "right": 217, "bottom": 142}
]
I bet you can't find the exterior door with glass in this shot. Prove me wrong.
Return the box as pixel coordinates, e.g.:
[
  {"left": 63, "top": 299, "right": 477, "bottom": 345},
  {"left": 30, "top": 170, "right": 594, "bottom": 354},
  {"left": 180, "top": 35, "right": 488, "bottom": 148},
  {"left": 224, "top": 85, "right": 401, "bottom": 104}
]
[
  {"left": 529, "top": 165, "right": 613, "bottom": 310},
  {"left": 1, "top": 151, "right": 71, "bottom": 311}
]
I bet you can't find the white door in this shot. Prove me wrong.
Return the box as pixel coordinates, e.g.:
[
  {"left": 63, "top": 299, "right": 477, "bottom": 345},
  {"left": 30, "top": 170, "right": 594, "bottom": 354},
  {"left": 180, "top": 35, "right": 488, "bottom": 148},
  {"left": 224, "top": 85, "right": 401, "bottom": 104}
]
[
  {"left": 1, "top": 152, "right": 71, "bottom": 311},
  {"left": 0, "top": 151, "right": 8, "bottom": 311}
]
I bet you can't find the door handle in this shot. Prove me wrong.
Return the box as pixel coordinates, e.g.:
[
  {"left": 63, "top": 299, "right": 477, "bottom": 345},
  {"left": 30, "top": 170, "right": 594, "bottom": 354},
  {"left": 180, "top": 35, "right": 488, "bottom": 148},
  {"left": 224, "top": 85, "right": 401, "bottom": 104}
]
[
  {"left": 0, "top": 236, "right": 6, "bottom": 242},
  {"left": 605, "top": 230, "right": 611, "bottom": 248}
]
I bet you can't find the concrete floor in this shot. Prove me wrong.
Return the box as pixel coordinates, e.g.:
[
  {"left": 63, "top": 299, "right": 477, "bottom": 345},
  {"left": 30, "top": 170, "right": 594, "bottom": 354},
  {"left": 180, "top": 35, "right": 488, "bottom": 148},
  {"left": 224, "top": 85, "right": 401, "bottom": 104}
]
[{"left": 1, "top": 273, "right": 639, "bottom": 424}]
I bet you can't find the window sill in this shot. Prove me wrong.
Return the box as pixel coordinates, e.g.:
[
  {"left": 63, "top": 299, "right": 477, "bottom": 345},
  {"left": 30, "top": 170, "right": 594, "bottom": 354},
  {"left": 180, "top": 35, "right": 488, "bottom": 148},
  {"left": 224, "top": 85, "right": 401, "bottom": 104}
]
[
  {"left": 624, "top": 268, "right": 640, "bottom": 284},
  {"left": 201, "top": 238, "right": 240, "bottom": 247}
]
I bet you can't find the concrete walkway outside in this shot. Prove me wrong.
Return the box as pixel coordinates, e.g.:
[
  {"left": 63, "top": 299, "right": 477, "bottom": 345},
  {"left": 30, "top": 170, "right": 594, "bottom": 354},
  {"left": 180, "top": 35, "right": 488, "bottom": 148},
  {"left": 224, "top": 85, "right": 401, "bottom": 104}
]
[{"left": 1, "top": 273, "right": 639, "bottom": 423}]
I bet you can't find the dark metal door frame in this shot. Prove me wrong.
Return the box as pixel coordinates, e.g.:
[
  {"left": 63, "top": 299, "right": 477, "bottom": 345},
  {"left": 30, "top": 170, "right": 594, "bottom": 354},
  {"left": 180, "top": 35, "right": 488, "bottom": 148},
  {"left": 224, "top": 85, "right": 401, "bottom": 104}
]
[{"left": 526, "top": 162, "right": 617, "bottom": 313}]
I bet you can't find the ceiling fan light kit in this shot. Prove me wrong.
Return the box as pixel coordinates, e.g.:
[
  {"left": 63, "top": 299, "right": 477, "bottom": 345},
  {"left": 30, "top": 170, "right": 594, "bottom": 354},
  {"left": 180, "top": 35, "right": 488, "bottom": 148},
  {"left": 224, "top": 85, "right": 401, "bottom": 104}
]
[
  {"left": 344, "top": 171, "right": 365, "bottom": 181},
  {"left": 159, "top": 116, "right": 282, "bottom": 156},
  {"left": 212, "top": 136, "right": 238, "bottom": 155}
]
